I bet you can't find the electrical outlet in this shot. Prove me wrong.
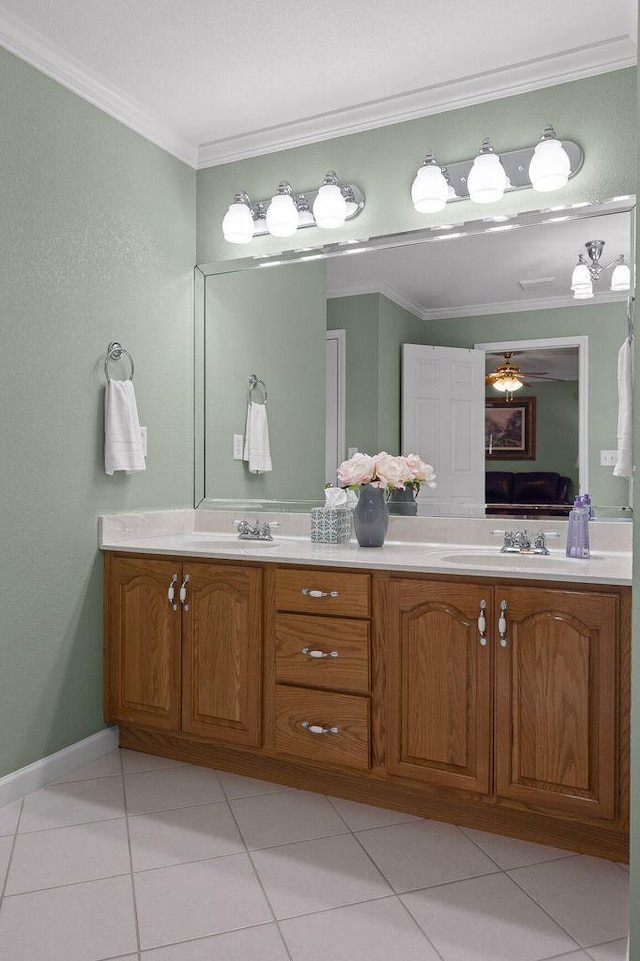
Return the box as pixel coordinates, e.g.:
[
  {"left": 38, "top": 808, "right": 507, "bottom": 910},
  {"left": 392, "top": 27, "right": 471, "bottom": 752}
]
[
  {"left": 233, "top": 434, "right": 244, "bottom": 460},
  {"left": 600, "top": 450, "right": 617, "bottom": 466}
]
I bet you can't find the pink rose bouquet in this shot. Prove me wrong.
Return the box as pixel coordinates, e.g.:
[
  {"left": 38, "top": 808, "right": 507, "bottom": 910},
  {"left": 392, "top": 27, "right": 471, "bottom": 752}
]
[{"left": 337, "top": 452, "right": 436, "bottom": 493}]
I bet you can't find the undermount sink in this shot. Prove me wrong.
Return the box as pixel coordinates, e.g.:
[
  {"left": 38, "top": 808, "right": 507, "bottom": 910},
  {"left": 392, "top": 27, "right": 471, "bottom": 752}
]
[{"left": 438, "top": 550, "right": 600, "bottom": 569}]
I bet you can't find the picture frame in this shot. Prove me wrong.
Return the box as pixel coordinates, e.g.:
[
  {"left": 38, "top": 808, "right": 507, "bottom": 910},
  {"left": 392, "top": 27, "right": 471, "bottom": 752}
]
[{"left": 485, "top": 396, "right": 536, "bottom": 460}]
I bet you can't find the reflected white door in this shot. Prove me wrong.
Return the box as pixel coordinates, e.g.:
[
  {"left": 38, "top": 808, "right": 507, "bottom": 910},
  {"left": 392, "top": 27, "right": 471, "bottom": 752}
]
[
  {"left": 326, "top": 330, "right": 346, "bottom": 485},
  {"left": 402, "top": 344, "right": 485, "bottom": 516}
]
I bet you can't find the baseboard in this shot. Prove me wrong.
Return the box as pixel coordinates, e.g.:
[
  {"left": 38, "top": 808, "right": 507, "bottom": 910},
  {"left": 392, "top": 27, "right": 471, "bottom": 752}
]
[{"left": 0, "top": 727, "right": 120, "bottom": 808}]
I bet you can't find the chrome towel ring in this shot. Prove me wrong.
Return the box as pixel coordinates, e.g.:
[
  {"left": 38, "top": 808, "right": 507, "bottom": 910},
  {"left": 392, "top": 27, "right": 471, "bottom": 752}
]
[
  {"left": 248, "top": 373, "right": 267, "bottom": 403},
  {"left": 105, "top": 341, "right": 135, "bottom": 382}
]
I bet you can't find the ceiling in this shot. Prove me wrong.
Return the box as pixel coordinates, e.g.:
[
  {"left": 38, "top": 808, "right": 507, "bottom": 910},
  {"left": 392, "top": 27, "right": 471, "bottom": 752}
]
[
  {"left": 325, "top": 210, "right": 633, "bottom": 317},
  {"left": 0, "top": 0, "right": 635, "bottom": 167}
]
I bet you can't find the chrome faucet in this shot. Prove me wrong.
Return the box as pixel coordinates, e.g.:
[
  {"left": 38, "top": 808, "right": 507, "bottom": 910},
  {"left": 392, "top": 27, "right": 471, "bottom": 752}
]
[
  {"left": 492, "top": 528, "right": 560, "bottom": 554},
  {"left": 513, "top": 529, "right": 532, "bottom": 552},
  {"left": 233, "top": 519, "right": 279, "bottom": 541},
  {"left": 533, "top": 531, "right": 561, "bottom": 555}
]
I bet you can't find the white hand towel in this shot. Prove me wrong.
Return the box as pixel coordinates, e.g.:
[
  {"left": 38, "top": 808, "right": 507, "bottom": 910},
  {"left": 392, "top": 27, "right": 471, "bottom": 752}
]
[
  {"left": 613, "top": 338, "right": 633, "bottom": 479},
  {"left": 243, "top": 401, "right": 272, "bottom": 474},
  {"left": 104, "top": 379, "right": 146, "bottom": 475}
]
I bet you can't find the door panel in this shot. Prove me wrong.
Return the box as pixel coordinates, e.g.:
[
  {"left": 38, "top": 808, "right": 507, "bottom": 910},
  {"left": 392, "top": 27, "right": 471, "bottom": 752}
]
[
  {"left": 387, "top": 580, "right": 492, "bottom": 794},
  {"left": 182, "top": 563, "right": 262, "bottom": 746}
]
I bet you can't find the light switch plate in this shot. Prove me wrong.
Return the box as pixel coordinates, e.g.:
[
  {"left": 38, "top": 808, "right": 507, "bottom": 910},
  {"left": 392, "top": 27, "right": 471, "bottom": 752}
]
[
  {"left": 233, "top": 434, "right": 244, "bottom": 460},
  {"left": 600, "top": 450, "right": 617, "bottom": 466}
]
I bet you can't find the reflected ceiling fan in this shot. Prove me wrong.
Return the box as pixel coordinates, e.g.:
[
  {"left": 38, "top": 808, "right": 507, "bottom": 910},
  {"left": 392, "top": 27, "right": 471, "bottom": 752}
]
[{"left": 486, "top": 351, "right": 559, "bottom": 399}]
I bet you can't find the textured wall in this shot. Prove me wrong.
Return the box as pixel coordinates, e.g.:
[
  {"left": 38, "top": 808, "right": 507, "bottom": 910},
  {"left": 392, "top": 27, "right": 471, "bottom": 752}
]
[
  {"left": 0, "top": 48, "right": 196, "bottom": 778},
  {"left": 197, "top": 69, "right": 636, "bottom": 265}
]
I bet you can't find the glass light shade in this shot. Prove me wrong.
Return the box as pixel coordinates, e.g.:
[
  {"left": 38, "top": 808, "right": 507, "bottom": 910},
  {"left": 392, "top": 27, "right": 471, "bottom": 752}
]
[
  {"left": 467, "top": 153, "right": 507, "bottom": 204},
  {"left": 313, "top": 183, "right": 347, "bottom": 229},
  {"left": 570, "top": 263, "right": 592, "bottom": 290},
  {"left": 611, "top": 263, "right": 631, "bottom": 291},
  {"left": 266, "top": 193, "right": 299, "bottom": 237},
  {"left": 297, "top": 207, "right": 315, "bottom": 227},
  {"left": 222, "top": 202, "right": 254, "bottom": 244},
  {"left": 573, "top": 282, "right": 594, "bottom": 300},
  {"left": 529, "top": 138, "right": 571, "bottom": 192},
  {"left": 411, "top": 164, "right": 449, "bottom": 213},
  {"left": 493, "top": 376, "right": 523, "bottom": 393}
]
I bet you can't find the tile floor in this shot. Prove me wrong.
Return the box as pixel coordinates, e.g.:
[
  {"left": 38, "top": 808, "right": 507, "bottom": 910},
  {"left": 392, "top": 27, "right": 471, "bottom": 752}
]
[{"left": 0, "top": 749, "right": 629, "bottom": 961}]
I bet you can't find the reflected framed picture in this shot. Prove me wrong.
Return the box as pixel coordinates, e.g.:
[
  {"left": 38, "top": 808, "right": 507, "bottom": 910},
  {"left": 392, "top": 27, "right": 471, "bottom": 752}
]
[{"left": 485, "top": 396, "right": 536, "bottom": 460}]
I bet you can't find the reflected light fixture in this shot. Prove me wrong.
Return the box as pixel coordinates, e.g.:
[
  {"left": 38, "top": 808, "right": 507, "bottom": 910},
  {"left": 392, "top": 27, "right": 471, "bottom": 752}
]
[
  {"left": 570, "top": 240, "right": 631, "bottom": 300},
  {"left": 528, "top": 126, "right": 571, "bottom": 192},
  {"left": 486, "top": 353, "right": 525, "bottom": 397}
]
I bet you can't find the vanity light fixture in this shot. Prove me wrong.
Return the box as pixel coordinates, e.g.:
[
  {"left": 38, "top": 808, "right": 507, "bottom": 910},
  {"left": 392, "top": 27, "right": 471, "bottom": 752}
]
[
  {"left": 222, "top": 171, "right": 365, "bottom": 244},
  {"left": 570, "top": 240, "right": 631, "bottom": 300},
  {"left": 409, "top": 128, "right": 583, "bottom": 216}
]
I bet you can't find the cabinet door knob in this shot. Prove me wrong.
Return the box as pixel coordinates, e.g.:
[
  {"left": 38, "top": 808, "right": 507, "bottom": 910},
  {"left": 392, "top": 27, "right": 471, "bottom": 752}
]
[
  {"left": 498, "top": 599, "right": 508, "bottom": 647},
  {"left": 301, "top": 720, "right": 339, "bottom": 735},
  {"left": 301, "top": 588, "right": 339, "bottom": 599},
  {"left": 180, "top": 574, "right": 190, "bottom": 612},
  {"left": 167, "top": 574, "right": 178, "bottom": 611},
  {"left": 301, "top": 647, "right": 339, "bottom": 659},
  {"left": 478, "top": 599, "right": 487, "bottom": 646}
]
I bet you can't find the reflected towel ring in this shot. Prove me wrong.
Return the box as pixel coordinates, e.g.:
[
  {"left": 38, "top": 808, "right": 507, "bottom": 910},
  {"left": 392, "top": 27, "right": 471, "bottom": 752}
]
[
  {"left": 105, "top": 341, "right": 135, "bottom": 382},
  {"left": 248, "top": 373, "right": 267, "bottom": 403}
]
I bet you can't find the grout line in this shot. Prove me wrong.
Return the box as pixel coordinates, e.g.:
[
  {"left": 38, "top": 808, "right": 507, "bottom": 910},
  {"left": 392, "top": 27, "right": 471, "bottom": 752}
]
[
  {"left": 121, "top": 752, "right": 143, "bottom": 960},
  {"left": 17, "top": 812, "right": 125, "bottom": 836},
  {"left": 583, "top": 937, "right": 629, "bottom": 960},
  {"left": 2, "top": 871, "right": 132, "bottom": 899},
  {"left": 506, "top": 869, "right": 584, "bottom": 951},
  {"left": 456, "top": 823, "right": 580, "bottom": 872},
  {"left": 0, "top": 798, "right": 25, "bottom": 918},
  {"left": 134, "top": 918, "right": 276, "bottom": 955}
]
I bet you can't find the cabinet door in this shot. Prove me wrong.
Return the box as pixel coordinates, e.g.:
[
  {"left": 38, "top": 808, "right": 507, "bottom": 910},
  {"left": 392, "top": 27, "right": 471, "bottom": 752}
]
[
  {"left": 182, "top": 563, "right": 262, "bottom": 747},
  {"left": 387, "top": 580, "right": 492, "bottom": 794},
  {"left": 495, "top": 586, "right": 618, "bottom": 820},
  {"left": 105, "top": 555, "right": 182, "bottom": 731}
]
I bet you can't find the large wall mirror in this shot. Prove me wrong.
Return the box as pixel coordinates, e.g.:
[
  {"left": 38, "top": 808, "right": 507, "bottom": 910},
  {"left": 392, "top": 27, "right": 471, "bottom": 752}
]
[{"left": 195, "top": 198, "right": 634, "bottom": 520}]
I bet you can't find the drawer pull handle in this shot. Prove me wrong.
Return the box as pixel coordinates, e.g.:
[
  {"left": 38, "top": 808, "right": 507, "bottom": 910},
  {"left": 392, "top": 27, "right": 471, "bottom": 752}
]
[
  {"left": 498, "top": 599, "right": 508, "bottom": 647},
  {"left": 301, "top": 647, "right": 339, "bottom": 659},
  {"left": 301, "top": 588, "right": 339, "bottom": 599},
  {"left": 301, "top": 720, "right": 339, "bottom": 735},
  {"left": 167, "top": 574, "right": 178, "bottom": 611},
  {"left": 478, "top": 599, "right": 487, "bottom": 646}
]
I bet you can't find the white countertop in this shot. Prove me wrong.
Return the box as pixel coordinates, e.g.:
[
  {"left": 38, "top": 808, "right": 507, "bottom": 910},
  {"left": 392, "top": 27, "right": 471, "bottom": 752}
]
[{"left": 99, "top": 511, "right": 632, "bottom": 586}]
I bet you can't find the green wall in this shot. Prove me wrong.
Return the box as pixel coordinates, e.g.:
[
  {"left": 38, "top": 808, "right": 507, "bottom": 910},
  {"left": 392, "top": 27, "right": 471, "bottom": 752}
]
[
  {"left": 326, "top": 293, "right": 425, "bottom": 456},
  {"left": 486, "top": 380, "right": 579, "bottom": 497},
  {"left": 421, "top": 303, "right": 628, "bottom": 509},
  {"left": 197, "top": 69, "right": 636, "bottom": 265},
  {"left": 0, "top": 48, "right": 196, "bottom": 778},
  {"left": 205, "top": 262, "right": 326, "bottom": 503}
]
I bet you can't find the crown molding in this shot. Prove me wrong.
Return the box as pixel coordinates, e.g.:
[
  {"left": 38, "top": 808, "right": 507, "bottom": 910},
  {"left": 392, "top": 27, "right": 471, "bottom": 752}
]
[
  {"left": 0, "top": 7, "right": 198, "bottom": 166},
  {"left": 327, "top": 281, "right": 628, "bottom": 321},
  {"left": 196, "top": 34, "right": 636, "bottom": 169}
]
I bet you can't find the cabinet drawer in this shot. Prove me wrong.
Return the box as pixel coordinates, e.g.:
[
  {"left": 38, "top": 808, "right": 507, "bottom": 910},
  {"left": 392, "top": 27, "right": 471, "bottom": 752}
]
[
  {"left": 275, "top": 569, "right": 370, "bottom": 618},
  {"left": 276, "top": 614, "right": 370, "bottom": 693},
  {"left": 274, "top": 686, "right": 370, "bottom": 770}
]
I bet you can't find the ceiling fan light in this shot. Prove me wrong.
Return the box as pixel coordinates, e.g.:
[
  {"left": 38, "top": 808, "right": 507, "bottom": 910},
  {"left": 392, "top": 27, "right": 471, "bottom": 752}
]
[
  {"left": 313, "top": 175, "right": 347, "bottom": 229},
  {"left": 266, "top": 191, "right": 299, "bottom": 237},
  {"left": 529, "top": 134, "right": 571, "bottom": 192},
  {"left": 570, "top": 262, "right": 591, "bottom": 290},
  {"left": 493, "top": 375, "right": 523, "bottom": 393},
  {"left": 467, "top": 145, "right": 507, "bottom": 204},
  {"left": 222, "top": 200, "right": 255, "bottom": 244},
  {"left": 611, "top": 262, "right": 631, "bottom": 291},
  {"left": 411, "top": 157, "right": 449, "bottom": 213}
]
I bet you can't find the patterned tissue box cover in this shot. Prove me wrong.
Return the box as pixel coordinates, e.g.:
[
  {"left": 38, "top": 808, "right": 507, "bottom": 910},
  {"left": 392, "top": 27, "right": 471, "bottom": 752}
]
[{"left": 310, "top": 507, "right": 353, "bottom": 544}]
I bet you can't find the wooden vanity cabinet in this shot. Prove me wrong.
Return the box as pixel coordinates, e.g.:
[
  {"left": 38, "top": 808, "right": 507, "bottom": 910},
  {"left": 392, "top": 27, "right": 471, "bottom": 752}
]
[{"left": 104, "top": 553, "right": 262, "bottom": 748}]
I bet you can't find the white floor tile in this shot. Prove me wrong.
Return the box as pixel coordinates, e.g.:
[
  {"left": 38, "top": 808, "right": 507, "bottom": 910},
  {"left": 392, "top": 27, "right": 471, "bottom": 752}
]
[
  {"left": 217, "top": 769, "right": 294, "bottom": 799},
  {"left": 51, "top": 749, "right": 123, "bottom": 783},
  {"left": 134, "top": 853, "right": 272, "bottom": 949},
  {"left": 461, "top": 826, "right": 574, "bottom": 869},
  {"left": 0, "top": 835, "right": 13, "bottom": 889},
  {"left": 0, "top": 875, "right": 137, "bottom": 961},
  {"left": 140, "top": 923, "right": 290, "bottom": 960},
  {"left": 280, "top": 896, "right": 441, "bottom": 961},
  {"left": 124, "top": 764, "right": 225, "bottom": 815},
  {"left": 251, "top": 833, "right": 392, "bottom": 920},
  {"left": 5, "top": 818, "right": 130, "bottom": 894},
  {"left": 328, "top": 796, "right": 421, "bottom": 831},
  {"left": 231, "top": 789, "right": 348, "bottom": 849},
  {"left": 19, "top": 776, "right": 125, "bottom": 833},
  {"left": 129, "top": 801, "right": 244, "bottom": 872},
  {"left": 0, "top": 799, "right": 22, "bottom": 837},
  {"left": 120, "top": 749, "right": 188, "bottom": 774},
  {"left": 402, "top": 872, "right": 578, "bottom": 961},
  {"left": 509, "top": 856, "right": 629, "bottom": 947},
  {"left": 587, "top": 939, "right": 629, "bottom": 961},
  {"left": 356, "top": 819, "right": 499, "bottom": 893}
]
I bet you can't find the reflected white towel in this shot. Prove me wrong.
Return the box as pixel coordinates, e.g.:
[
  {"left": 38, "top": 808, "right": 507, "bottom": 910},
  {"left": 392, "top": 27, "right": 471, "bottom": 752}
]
[
  {"left": 613, "top": 338, "right": 633, "bottom": 479},
  {"left": 243, "top": 401, "right": 272, "bottom": 474},
  {"left": 104, "top": 379, "right": 146, "bottom": 475}
]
